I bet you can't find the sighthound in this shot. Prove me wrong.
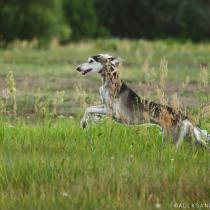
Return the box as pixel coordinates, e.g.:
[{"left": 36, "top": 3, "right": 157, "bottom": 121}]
[{"left": 76, "top": 54, "right": 210, "bottom": 147}]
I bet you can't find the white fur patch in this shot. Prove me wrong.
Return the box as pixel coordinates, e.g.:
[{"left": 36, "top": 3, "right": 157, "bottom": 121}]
[{"left": 79, "top": 61, "right": 103, "bottom": 74}]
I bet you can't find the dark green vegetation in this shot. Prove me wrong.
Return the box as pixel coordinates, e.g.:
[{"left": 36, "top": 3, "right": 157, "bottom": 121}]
[
  {"left": 0, "top": 0, "right": 70, "bottom": 44},
  {"left": 64, "top": 0, "right": 109, "bottom": 40},
  {"left": 0, "top": 39, "right": 210, "bottom": 209},
  {"left": 1, "top": 0, "right": 210, "bottom": 43},
  {"left": 95, "top": 0, "right": 210, "bottom": 41}
]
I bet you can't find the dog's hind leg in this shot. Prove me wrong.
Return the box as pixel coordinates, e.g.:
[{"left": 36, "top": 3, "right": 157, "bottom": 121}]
[
  {"left": 176, "top": 119, "right": 210, "bottom": 148},
  {"left": 200, "top": 129, "right": 210, "bottom": 142},
  {"left": 176, "top": 119, "right": 192, "bottom": 148},
  {"left": 193, "top": 126, "right": 210, "bottom": 147}
]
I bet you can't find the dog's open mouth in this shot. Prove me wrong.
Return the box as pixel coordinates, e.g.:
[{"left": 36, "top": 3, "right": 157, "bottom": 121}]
[{"left": 82, "top": 68, "right": 92, "bottom": 75}]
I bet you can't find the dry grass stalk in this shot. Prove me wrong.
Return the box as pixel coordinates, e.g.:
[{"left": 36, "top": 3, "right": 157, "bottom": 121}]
[
  {"left": 34, "top": 87, "right": 42, "bottom": 114},
  {"left": 171, "top": 92, "right": 181, "bottom": 112},
  {"left": 159, "top": 57, "right": 168, "bottom": 90},
  {"left": 155, "top": 58, "right": 169, "bottom": 106},
  {"left": 0, "top": 89, "right": 9, "bottom": 115},
  {"left": 73, "top": 83, "right": 88, "bottom": 108},
  {"left": 34, "top": 87, "right": 50, "bottom": 117},
  {"left": 52, "top": 91, "right": 65, "bottom": 116},
  {"left": 199, "top": 102, "right": 210, "bottom": 120},
  {"left": 6, "top": 71, "right": 17, "bottom": 116},
  {"left": 156, "top": 87, "right": 168, "bottom": 106},
  {"left": 142, "top": 60, "right": 156, "bottom": 85},
  {"left": 198, "top": 65, "right": 208, "bottom": 89},
  {"left": 182, "top": 76, "right": 190, "bottom": 89}
]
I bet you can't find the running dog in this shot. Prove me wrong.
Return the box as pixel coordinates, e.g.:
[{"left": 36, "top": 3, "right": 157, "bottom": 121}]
[{"left": 76, "top": 54, "right": 210, "bottom": 147}]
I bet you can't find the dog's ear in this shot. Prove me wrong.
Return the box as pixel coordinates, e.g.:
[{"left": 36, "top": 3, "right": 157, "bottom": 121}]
[
  {"left": 111, "top": 57, "right": 122, "bottom": 68},
  {"left": 92, "top": 55, "right": 101, "bottom": 62},
  {"left": 110, "top": 57, "right": 122, "bottom": 74},
  {"left": 92, "top": 54, "right": 109, "bottom": 63},
  {"left": 93, "top": 54, "right": 122, "bottom": 65}
]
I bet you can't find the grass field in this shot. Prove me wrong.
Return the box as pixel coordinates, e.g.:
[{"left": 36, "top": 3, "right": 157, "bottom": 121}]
[{"left": 0, "top": 39, "right": 210, "bottom": 209}]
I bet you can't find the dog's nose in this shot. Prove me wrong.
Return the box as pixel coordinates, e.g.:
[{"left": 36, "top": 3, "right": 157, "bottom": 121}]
[{"left": 76, "top": 66, "right": 81, "bottom": 72}]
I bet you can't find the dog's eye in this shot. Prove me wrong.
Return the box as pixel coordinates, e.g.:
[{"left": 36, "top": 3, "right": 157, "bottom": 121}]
[{"left": 89, "top": 60, "right": 94, "bottom": 63}]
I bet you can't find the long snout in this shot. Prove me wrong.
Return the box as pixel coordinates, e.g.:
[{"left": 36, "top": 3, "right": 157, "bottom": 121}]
[
  {"left": 76, "top": 63, "right": 93, "bottom": 75},
  {"left": 76, "top": 65, "right": 81, "bottom": 72}
]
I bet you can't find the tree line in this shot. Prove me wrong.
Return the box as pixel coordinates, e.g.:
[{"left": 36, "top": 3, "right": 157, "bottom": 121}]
[{"left": 0, "top": 0, "right": 210, "bottom": 44}]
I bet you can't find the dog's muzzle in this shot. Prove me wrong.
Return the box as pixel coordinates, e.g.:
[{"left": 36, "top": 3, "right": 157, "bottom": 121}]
[
  {"left": 76, "top": 66, "right": 81, "bottom": 72},
  {"left": 76, "top": 66, "right": 92, "bottom": 75}
]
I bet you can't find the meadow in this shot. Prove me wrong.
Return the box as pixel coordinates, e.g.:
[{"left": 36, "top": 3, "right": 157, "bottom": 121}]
[{"left": 0, "top": 39, "right": 210, "bottom": 210}]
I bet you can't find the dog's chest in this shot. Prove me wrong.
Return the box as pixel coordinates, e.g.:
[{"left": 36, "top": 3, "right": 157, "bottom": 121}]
[
  {"left": 99, "top": 85, "right": 121, "bottom": 116},
  {"left": 99, "top": 85, "right": 109, "bottom": 104}
]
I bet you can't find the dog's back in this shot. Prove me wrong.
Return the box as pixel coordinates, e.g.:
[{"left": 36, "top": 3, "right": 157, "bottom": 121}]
[{"left": 116, "top": 82, "right": 185, "bottom": 126}]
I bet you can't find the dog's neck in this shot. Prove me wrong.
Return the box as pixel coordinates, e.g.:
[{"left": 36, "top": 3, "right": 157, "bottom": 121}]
[{"left": 100, "top": 63, "right": 122, "bottom": 98}]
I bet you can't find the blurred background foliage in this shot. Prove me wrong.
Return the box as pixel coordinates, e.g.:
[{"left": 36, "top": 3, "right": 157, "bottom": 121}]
[
  {"left": 0, "top": 0, "right": 70, "bottom": 45},
  {"left": 0, "top": 0, "right": 210, "bottom": 45}
]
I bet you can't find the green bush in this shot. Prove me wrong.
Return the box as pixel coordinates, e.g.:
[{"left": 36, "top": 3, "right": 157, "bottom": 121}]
[
  {"left": 0, "top": 0, "right": 71, "bottom": 44},
  {"left": 175, "top": 0, "right": 210, "bottom": 41},
  {"left": 64, "top": 0, "right": 109, "bottom": 40},
  {"left": 95, "top": 0, "right": 210, "bottom": 41},
  {"left": 0, "top": 0, "right": 210, "bottom": 43}
]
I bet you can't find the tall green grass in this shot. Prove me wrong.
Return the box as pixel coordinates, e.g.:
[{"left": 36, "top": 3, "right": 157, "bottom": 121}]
[{"left": 0, "top": 118, "right": 209, "bottom": 210}]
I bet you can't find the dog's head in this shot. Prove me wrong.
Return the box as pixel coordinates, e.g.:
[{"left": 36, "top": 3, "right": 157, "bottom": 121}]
[{"left": 76, "top": 54, "right": 121, "bottom": 75}]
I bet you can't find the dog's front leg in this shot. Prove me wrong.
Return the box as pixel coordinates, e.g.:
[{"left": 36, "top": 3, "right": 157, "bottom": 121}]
[{"left": 80, "top": 105, "right": 109, "bottom": 128}]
